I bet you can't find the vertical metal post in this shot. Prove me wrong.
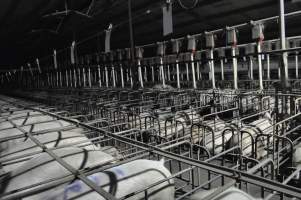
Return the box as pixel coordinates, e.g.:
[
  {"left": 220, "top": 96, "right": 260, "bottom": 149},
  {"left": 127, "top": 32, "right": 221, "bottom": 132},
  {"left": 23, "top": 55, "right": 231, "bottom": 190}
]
[
  {"left": 70, "top": 70, "right": 73, "bottom": 87},
  {"left": 267, "top": 54, "right": 270, "bottom": 80},
  {"left": 52, "top": 72, "right": 55, "bottom": 87},
  {"left": 191, "top": 53, "right": 197, "bottom": 89},
  {"left": 220, "top": 59, "right": 224, "bottom": 81},
  {"left": 232, "top": 47, "right": 238, "bottom": 90},
  {"left": 73, "top": 69, "right": 77, "bottom": 88},
  {"left": 78, "top": 68, "right": 81, "bottom": 87},
  {"left": 159, "top": 65, "right": 162, "bottom": 81},
  {"left": 249, "top": 57, "right": 254, "bottom": 80},
  {"left": 128, "top": 0, "right": 137, "bottom": 88},
  {"left": 206, "top": 33, "right": 216, "bottom": 89},
  {"left": 151, "top": 65, "right": 155, "bottom": 82},
  {"left": 83, "top": 68, "right": 86, "bottom": 87},
  {"left": 172, "top": 39, "right": 181, "bottom": 86},
  {"left": 218, "top": 48, "right": 225, "bottom": 82},
  {"left": 112, "top": 65, "right": 116, "bottom": 87},
  {"left": 130, "top": 68, "right": 133, "bottom": 87},
  {"left": 94, "top": 68, "right": 97, "bottom": 87},
  {"left": 50, "top": 72, "right": 53, "bottom": 88},
  {"left": 279, "top": 0, "right": 288, "bottom": 85},
  {"left": 160, "top": 57, "right": 166, "bottom": 87},
  {"left": 138, "top": 59, "right": 144, "bottom": 88},
  {"left": 227, "top": 28, "right": 238, "bottom": 89},
  {"left": 144, "top": 65, "right": 148, "bottom": 82},
  {"left": 88, "top": 67, "right": 91, "bottom": 88},
  {"left": 105, "top": 66, "right": 109, "bottom": 87},
  {"left": 176, "top": 59, "right": 180, "bottom": 89},
  {"left": 209, "top": 50, "right": 216, "bottom": 89},
  {"left": 120, "top": 63, "right": 124, "bottom": 88},
  {"left": 164, "top": 64, "right": 167, "bottom": 81},
  {"left": 56, "top": 71, "right": 59, "bottom": 87},
  {"left": 5, "top": 73, "right": 9, "bottom": 85},
  {"left": 257, "top": 43, "right": 263, "bottom": 90},
  {"left": 199, "top": 62, "right": 202, "bottom": 80},
  {"left": 295, "top": 53, "right": 299, "bottom": 79},
  {"left": 102, "top": 68, "right": 105, "bottom": 83},
  {"left": 196, "top": 61, "right": 200, "bottom": 80},
  {"left": 59, "top": 71, "right": 62, "bottom": 87},
  {"left": 98, "top": 65, "right": 102, "bottom": 87},
  {"left": 167, "top": 64, "right": 170, "bottom": 81},
  {"left": 126, "top": 68, "right": 129, "bottom": 82},
  {"left": 66, "top": 70, "right": 69, "bottom": 87},
  {"left": 114, "top": 67, "right": 118, "bottom": 86}
]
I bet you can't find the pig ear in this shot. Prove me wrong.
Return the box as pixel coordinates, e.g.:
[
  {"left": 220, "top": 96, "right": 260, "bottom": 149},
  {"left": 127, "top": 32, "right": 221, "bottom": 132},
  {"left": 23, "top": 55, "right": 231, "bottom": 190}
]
[{"left": 160, "top": 158, "right": 165, "bottom": 164}]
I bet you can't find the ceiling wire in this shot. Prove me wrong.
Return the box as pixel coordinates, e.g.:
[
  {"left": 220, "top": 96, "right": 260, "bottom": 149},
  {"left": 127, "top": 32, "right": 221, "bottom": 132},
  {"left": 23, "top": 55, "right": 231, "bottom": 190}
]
[
  {"left": 177, "top": 0, "right": 199, "bottom": 10},
  {"left": 37, "top": 8, "right": 152, "bottom": 62},
  {"left": 23, "top": 0, "right": 164, "bottom": 63}
]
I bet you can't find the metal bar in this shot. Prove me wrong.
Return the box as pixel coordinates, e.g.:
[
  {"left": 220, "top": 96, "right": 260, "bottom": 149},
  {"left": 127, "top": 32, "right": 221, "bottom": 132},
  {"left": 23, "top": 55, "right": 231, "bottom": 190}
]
[
  {"left": 137, "top": 59, "right": 144, "bottom": 88},
  {"left": 295, "top": 53, "right": 299, "bottom": 79},
  {"left": 3, "top": 95, "right": 301, "bottom": 199},
  {"left": 130, "top": 68, "right": 133, "bottom": 87},
  {"left": 88, "top": 67, "right": 92, "bottom": 88},
  {"left": 105, "top": 66, "right": 109, "bottom": 87},
  {"left": 267, "top": 54, "right": 270, "bottom": 80},
  {"left": 137, "top": 10, "right": 301, "bottom": 49},
  {"left": 176, "top": 59, "right": 180, "bottom": 89},
  {"left": 1, "top": 114, "right": 117, "bottom": 200},
  {"left": 70, "top": 70, "right": 73, "bottom": 87},
  {"left": 56, "top": 71, "right": 59, "bottom": 87},
  {"left": 112, "top": 65, "right": 116, "bottom": 87},
  {"left": 264, "top": 168, "right": 301, "bottom": 200},
  {"left": 160, "top": 57, "right": 166, "bottom": 87},
  {"left": 250, "top": 57, "right": 254, "bottom": 80},
  {"left": 98, "top": 65, "right": 102, "bottom": 87},
  {"left": 220, "top": 59, "right": 224, "bottom": 81},
  {"left": 196, "top": 61, "right": 200, "bottom": 81},
  {"left": 151, "top": 65, "right": 154, "bottom": 82},
  {"left": 120, "top": 63, "right": 124, "bottom": 88},
  {"left": 258, "top": 43, "right": 263, "bottom": 90},
  {"left": 66, "top": 70, "right": 69, "bottom": 87},
  {"left": 247, "top": 158, "right": 274, "bottom": 175},
  {"left": 232, "top": 47, "right": 238, "bottom": 90},
  {"left": 279, "top": 0, "right": 288, "bottom": 86},
  {"left": 128, "top": 0, "right": 136, "bottom": 88},
  {"left": 191, "top": 53, "right": 197, "bottom": 89},
  {"left": 73, "top": 69, "right": 77, "bottom": 88},
  {"left": 59, "top": 71, "right": 62, "bottom": 87},
  {"left": 78, "top": 68, "right": 81, "bottom": 87},
  {"left": 209, "top": 50, "right": 216, "bottom": 89}
]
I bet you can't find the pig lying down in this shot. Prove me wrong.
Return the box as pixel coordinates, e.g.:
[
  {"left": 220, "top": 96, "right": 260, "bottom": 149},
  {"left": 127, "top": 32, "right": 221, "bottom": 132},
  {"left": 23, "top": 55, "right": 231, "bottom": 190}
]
[
  {"left": 0, "top": 114, "right": 73, "bottom": 135},
  {"left": 0, "top": 129, "right": 109, "bottom": 172},
  {"left": 1, "top": 147, "right": 115, "bottom": 197},
  {"left": 43, "top": 159, "right": 174, "bottom": 200},
  {"left": 225, "top": 112, "right": 273, "bottom": 159},
  {"left": 1, "top": 146, "right": 174, "bottom": 200}
]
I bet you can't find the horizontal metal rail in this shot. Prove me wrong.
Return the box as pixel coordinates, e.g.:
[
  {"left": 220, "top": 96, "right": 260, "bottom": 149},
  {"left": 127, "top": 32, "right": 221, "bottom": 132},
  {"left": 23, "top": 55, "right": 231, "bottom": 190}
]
[{"left": 29, "top": 101, "right": 301, "bottom": 198}]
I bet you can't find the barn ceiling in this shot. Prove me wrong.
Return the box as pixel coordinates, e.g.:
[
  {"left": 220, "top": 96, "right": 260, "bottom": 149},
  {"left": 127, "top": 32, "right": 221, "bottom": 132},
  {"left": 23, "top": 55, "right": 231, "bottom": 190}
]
[{"left": 0, "top": 0, "right": 301, "bottom": 69}]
